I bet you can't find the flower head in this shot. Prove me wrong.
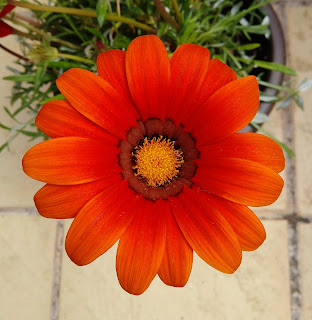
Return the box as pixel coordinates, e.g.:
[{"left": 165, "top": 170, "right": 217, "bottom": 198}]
[
  {"left": 28, "top": 44, "right": 59, "bottom": 63},
  {"left": 0, "top": 4, "right": 14, "bottom": 37},
  {"left": 23, "top": 35, "right": 285, "bottom": 295}
]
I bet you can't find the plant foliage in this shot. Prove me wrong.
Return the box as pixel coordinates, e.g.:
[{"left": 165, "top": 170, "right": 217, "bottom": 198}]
[{"left": 1, "top": 0, "right": 310, "bottom": 156}]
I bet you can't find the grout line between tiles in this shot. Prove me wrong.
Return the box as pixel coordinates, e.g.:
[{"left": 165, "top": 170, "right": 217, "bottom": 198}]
[
  {"left": 276, "top": 3, "right": 303, "bottom": 319},
  {"left": 0, "top": 207, "right": 312, "bottom": 221},
  {"left": 0, "top": 207, "right": 38, "bottom": 215},
  {"left": 50, "top": 220, "right": 64, "bottom": 320},
  {"left": 1, "top": 2, "right": 311, "bottom": 319}
]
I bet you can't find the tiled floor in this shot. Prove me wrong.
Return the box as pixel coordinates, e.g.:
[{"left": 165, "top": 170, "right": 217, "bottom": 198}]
[{"left": 0, "top": 1, "right": 312, "bottom": 320}]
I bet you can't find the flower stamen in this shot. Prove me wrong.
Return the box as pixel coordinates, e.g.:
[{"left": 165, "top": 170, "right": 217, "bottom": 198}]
[{"left": 133, "top": 136, "right": 184, "bottom": 187}]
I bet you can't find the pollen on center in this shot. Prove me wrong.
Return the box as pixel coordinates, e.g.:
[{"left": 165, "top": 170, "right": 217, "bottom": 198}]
[{"left": 132, "top": 136, "right": 184, "bottom": 187}]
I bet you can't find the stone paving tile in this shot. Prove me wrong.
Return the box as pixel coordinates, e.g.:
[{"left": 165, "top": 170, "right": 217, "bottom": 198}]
[
  {"left": 0, "top": 36, "right": 43, "bottom": 207},
  {"left": 59, "top": 220, "right": 290, "bottom": 320},
  {"left": 287, "top": 6, "right": 312, "bottom": 215},
  {"left": 0, "top": 214, "right": 56, "bottom": 320},
  {"left": 299, "top": 223, "right": 312, "bottom": 320}
]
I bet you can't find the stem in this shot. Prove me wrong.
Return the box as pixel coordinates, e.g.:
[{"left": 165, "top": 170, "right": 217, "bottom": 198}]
[
  {"left": 9, "top": 1, "right": 156, "bottom": 33},
  {"left": 58, "top": 53, "right": 94, "bottom": 65},
  {"left": 0, "top": 43, "right": 30, "bottom": 62},
  {"left": 117, "top": 0, "right": 121, "bottom": 17},
  {"left": 5, "top": 16, "right": 81, "bottom": 49},
  {"left": 13, "top": 12, "right": 41, "bottom": 27},
  {"left": 258, "top": 80, "right": 295, "bottom": 94},
  {"left": 153, "top": 0, "right": 180, "bottom": 31},
  {"left": 171, "top": 0, "right": 181, "bottom": 24},
  {"left": 13, "top": 28, "right": 38, "bottom": 40}
]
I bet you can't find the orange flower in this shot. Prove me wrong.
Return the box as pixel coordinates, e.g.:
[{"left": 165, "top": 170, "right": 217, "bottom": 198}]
[{"left": 23, "top": 35, "right": 285, "bottom": 295}]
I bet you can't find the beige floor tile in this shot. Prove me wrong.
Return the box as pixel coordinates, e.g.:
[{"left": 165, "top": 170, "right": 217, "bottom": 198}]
[
  {"left": 287, "top": 7, "right": 312, "bottom": 215},
  {"left": 299, "top": 223, "right": 312, "bottom": 320},
  {"left": 0, "top": 214, "right": 56, "bottom": 320},
  {"left": 0, "top": 36, "right": 44, "bottom": 207},
  {"left": 59, "top": 220, "right": 290, "bottom": 320}
]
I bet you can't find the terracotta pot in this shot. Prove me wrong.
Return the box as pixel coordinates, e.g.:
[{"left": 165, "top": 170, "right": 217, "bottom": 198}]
[{"left": 242, "top": 4, "right": 286, "bottom": 132}]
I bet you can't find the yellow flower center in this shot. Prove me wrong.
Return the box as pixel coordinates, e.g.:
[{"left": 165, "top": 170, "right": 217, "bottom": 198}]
[{"left": 133, "top": 136, "right": 184, "bottom": 187}]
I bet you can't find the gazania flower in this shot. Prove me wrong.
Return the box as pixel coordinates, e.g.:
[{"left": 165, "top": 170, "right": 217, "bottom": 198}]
[
  {"left": 23, "top": 35, "right": 285, "bottom": 295},
  {"left": 0, "top": 4, "right": 14, "bottom": 37}
]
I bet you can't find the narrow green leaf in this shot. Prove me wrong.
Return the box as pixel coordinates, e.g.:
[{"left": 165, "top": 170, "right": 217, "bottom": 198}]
[
  {"left": 237, "top": 58, "right": 297, "bottom": 76},
  {"left": 294, "top": 95, "right": 304, "bottom": 110},
  {"left": 62, "top": 13, "right": 85, "bottom": 42},
  {"left": 47, "top": 61, "right": 87, "bottom": 69},
  {"left": 40, "top": 94, "right": 65, "bottom": 104},
  {"left": 84, "top": 26, "right": 105, "bottom": 43},
  {"left": 17, "top": 130, "right": 40, "bottom": 137},
  {"left": 0, "top": 123, "right": 10, "bottom": 130},
  {"left": 96, "top": 0, "right": 108, "bottom": 27},
  {"left": 0, "top": 142, "right": 9, "bottom": 153},
  {"left": 252, "top": 112, "right": 270, "bottom": 124},
  {"left": 3, "top": 74, "right": 54, "bottom": 83},
  {"left": 253, "top": 60, "right": 297, "bottom": 76},
  {"left": 237, "top": 43, "right": 260, "bottom": 50},
  {"left": 276, "top": 96, "right": 292, "bottom": 110},
  {"left": 260, "top": 94, "right": 279, "bottom": 102},
  {"left": 34, "top": 66, "right": 44, "bottom": 92},
  {"left": 297, "top": 78, "right": 312, "bottom": 92}
]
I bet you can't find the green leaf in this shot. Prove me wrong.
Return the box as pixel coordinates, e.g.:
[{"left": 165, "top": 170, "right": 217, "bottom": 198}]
[
  {"left": 62, "top": 13, "right": 85, "bottom": 42},
  {"left": 96, "top": 0, "right": 108, "bottom": 27},
  {"left": 260, "top": 94, "right": 279, "bottom": 102},
  {"left": 0, "top": 123, "right": 10, "bottom": 131},
  {"left": 40, "top": 94, "right": 65, "bottom": 104},
  {"left": 3, "top": 74, "right": 54, "bottom": 83},
  {"left": 236, "top": 24, "right": 269, "bottom": 35},
  {"left": 113, "top": 35, "right": 131, "bottom": 49},
  {"left": 84, "top": 26, "right": 105, "bottom": 43},
  {"left": 237, "top": 58, "right": 297, "bottom": 76},
  {"left": 276, "top": 96, "right": 292, "bottom": 110},
  {"left": 237, "top": 43, "right": 260, "bottom": 50},
  {"left": 252, "top": 112, "right": 270, "bottom": 124},
  {"left": 297, "top": 78, "right": 312, "bottom": 92},
  {"left": 0, "top": 142, "right": 9, "bottom": 153},
  {"left": 47, "top": 61, "right": 87, "bottom": 69},
  {"left": 294, "top": 95, "right": 304, "bottom": 110}
]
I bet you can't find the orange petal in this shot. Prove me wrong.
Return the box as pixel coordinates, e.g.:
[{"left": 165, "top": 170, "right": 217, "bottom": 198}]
[
  {"left": 36, "top": 100, "right": 118, "bottom": 144},
  {"left": 169, "top": 187, "right": 242, "bottom": 273},
  {"left": 199, "top": 132, "right": 285, "bottom": 173},
  {"left": 195, "top": 58, "right": 237, "bottom": 106},
  {"left": 185, "top": 76, "right": 259, "bottom": 146},
  {"left": 125, "top": 35, "right": 170, "bottom": 121},
  {"left": 34, "top": 175, "right": 122, "bottom": 219},
  {"left": 167, "top": 43, "right": 210, "bottom": 124},
  {"left": 201, "top": 193, "right": 266, "bottom": 251},
  {"left": 116, "top": 199, "right": 168, "bottom": 295},
  {"left": 65, "top": 180, "right": 139, "bottom": 265},
  {"left": 22, "top": 137, "right": 120, "bottom": 185},
  {"left": 97, "top": 49, "right": 134, "bottom": 110},
  {"left": 193, "top": 157, "right": 284, "bottom": 207},
  {"left": 56, "top": 68, "right": 138, "bottom": 140},
  {"left": 158, "top": 210, "right": 193, "bottom": 287}
]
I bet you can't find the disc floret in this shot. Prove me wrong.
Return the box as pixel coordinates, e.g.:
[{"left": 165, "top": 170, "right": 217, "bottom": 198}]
[{"left": 133, "top": 136, "right": 184, "bottom": 187}]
